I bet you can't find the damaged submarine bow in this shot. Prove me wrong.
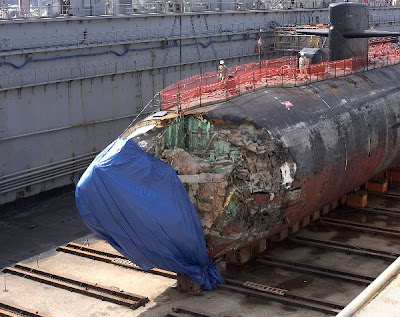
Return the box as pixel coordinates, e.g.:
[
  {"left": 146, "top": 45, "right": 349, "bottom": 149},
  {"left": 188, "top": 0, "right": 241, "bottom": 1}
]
[{"left": 75, "top": 2, "right": 400, "bottom": 288}]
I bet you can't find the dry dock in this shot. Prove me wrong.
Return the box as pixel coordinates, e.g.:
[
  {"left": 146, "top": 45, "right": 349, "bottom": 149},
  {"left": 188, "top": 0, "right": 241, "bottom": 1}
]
[{"left": 1, "top": 183, "right": 400, "bottom": 316}]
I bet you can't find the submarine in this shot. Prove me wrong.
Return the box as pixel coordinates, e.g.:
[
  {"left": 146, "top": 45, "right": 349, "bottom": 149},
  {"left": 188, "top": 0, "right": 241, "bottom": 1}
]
[{"left": 75, "top": 3, "right": 400, "bottom": 289}]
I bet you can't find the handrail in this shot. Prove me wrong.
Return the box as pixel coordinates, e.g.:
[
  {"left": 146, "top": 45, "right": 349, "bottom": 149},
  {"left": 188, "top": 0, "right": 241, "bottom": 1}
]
[
  {"left": 160, "top": 42, "right": 400, "bottom": 111},
  {"left": 1, "top": 0, "right": 400, "bottom": 20}
]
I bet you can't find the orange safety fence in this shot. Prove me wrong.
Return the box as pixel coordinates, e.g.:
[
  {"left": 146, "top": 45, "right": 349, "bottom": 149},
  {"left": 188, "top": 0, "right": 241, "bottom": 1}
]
[
  {"left": 369, "top": 42, "right": 400, "bottom": 58},
  {"left": 160, "top": 53, "right": 397, "bottom": 111},
  {"left": 161, "top": 56, "right": 297, "bottom": 108}
]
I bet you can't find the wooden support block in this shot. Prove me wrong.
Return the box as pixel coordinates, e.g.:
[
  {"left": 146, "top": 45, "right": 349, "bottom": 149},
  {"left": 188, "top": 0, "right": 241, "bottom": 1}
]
[
  {"left": 331, "top": 199, "right": 339, "bottom": 210},
  {"left": 340, "top": 194, "right": 347, "bottom": 205},
  {"left": 177, "top": 274, "right": 201, "bottom": 294},
  {"left": 216, "top": 258, "right": 227, "bottom": 275},
  {"left": 388, "top": 168, "right": 400, "bottom": 183},
  {"left": 301, "top": 215, "right": 310, "bottom": 228},
  {"left": 312, "top": 209, "right": 321, "bottom": 222},
  {"left": 322, "top": 204, "right": 330, "bottom": 215},
  {"left": 346, "top": 191, "right": 368, "bottom": 208},
  {"left": 249, "top": 239, "right": 267, "bottom": 260},
  {"left": 280, "top": 227, "right": 289, "bottom": 240},
  {"left": 291, "top": 221, "right": 300, "bottom": 234},
  {"left": 225, "top": 246, "right": 251, "bottom": 265},
  {"left": 367, "top": 178, "right": 388, "bottom": 193},
  {"left": 257, "top": 238, "right": 267, "bottom": 254},
  {"left": 361, "top": 182, "right": 368, "bottom": 191},
  {"left": 271, "top": 227, "right": 289, "bottom": 242},
  {"left": 378, "top": 171, "right": 387, "bottom": 179}
]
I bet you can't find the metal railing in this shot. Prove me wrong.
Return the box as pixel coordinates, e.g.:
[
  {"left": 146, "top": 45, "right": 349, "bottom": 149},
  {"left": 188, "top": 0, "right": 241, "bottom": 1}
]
[
  {"left": 2, "top": 0, "right": 400, "bottom": 21},
  {"left": 160, "top": 42, "right": 400, "bottom": 110},
  {"left": 0, "top": 46, "right": 259, "bottom": 90},
  {"left": 0, "top": 21, "right": 271, "bottom": 53},
  {"left": 0, "top": 16, "right": 396, "bottom": 55}
]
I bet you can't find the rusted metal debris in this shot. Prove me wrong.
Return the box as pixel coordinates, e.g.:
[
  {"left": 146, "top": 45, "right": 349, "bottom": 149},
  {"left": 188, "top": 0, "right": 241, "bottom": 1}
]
[
  {"left": 2, "top": 264, "right": 149, "bottom": 309},
  {"left": 129, "top": 115, "right": 298, "bottom": 257}
]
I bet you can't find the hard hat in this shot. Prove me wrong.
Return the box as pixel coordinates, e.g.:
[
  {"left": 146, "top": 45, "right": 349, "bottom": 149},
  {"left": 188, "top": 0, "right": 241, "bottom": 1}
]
[
  {"left": 220, "top": 60, "right": 224, "bottom": 65},
  {"left": 300, "top": 52, "right": 305, "bottom": 56}
]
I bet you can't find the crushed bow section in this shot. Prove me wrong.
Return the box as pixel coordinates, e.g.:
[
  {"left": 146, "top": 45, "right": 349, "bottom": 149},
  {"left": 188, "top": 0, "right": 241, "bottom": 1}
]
[{"left": 131, "top": 115, "right": 299, "bottom": 257}]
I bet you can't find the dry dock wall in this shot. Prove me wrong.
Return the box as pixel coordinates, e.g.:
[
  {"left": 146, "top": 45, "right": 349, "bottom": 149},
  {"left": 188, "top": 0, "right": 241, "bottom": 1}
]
[{"left": 1, "top": 8, "right": 400, "bottom": 204}]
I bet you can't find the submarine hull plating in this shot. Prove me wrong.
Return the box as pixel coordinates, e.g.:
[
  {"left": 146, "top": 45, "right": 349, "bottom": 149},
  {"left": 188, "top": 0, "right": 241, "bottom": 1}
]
[{"left": 127, "top": 64, "right": 400, "bottom": 257}]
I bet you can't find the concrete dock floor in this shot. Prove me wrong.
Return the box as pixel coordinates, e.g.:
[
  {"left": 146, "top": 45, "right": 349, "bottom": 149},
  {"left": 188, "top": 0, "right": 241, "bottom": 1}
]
[
  {"left": 356, "top": 273, "right": 400, "bottom": 316},
  {"left": 1, "top": 186, "right": 400, "bottom": 316}
]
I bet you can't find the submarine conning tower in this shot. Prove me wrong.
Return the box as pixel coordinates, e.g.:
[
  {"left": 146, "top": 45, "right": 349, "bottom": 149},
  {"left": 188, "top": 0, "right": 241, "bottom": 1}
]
[
  {"left": 297, "top": 2, "right": 400, "bottom": 61},
  {"left": 329, "top": 3, "right": 369, "bottom": 61}
]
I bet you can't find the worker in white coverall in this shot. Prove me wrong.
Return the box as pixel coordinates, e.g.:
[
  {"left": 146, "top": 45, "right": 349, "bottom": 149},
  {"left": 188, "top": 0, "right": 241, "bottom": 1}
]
[
  {"left": 218, "top": 60, "right": 228, "bottom": 81},
  {"left": 299, "top": 52, "right": 308, "bottom": 75}
]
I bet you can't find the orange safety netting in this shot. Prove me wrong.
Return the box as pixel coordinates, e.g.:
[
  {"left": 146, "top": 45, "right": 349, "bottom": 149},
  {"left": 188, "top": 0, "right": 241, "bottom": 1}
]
[
  {"left": 369, "top": 41, "right": 400, "bottom": 58},
  {"left": 160, "top": 51, "right": 400, "bottom": 111}
]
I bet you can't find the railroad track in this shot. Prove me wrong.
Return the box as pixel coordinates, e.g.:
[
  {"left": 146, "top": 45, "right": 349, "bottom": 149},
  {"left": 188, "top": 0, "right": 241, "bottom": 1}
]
[
  {"left": 219, "top": 279, "right": 344, "bottom": 315},
  {"left": 0, "top": 302, "right": 47, "bottom": 317},
  {"left": 257, "top": 255, "right": 376, "bottom": 285},
  {"left": 369, "top": 191, "right": 400, "bottom": 200},
  {"left": 3, "top": 185, "right": 400, "bottom": 316},
  {"left": 54, "top": 242, "right": 347, "bottom": 315},
  {"left": 291, "top": 235, "right": 400, "bottom": 261},
  {"left": 319, "top": 217, "right": 400, "bottom": 237},
  {"left": 165, "top": 306, "right": 220, "bottom": 317},
  {"left": 51, "top": 190, "right": 400, "bottom": 315},
  {"left": 55, "top": 244, "right": 345, "bottom": 314},
  {"left": 340, "top": 205, "right": 400, "bottom": 217},
  {"left": 2, "top": 264, "right": 149, "bottom": 310},
  {"left": 56, "top": 242, "right": 176, "bottom": 279},
  {"left": 213, "top": 189, "right": 400, "bottom": 315}
]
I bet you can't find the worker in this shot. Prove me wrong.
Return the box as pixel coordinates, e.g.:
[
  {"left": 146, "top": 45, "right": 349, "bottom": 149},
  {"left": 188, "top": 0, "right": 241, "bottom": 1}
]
[
  {"left": 105, "top": 0, "right": 112, "bottom": 14},
  {"left": 218, "top": 60, "right": 228, "bottom": 82},
  {"left": 62, "top": 0, "right": 70, "bottom": 15},
  {"left": 298, "top": 52, "right": 308, "bottom": 75}
]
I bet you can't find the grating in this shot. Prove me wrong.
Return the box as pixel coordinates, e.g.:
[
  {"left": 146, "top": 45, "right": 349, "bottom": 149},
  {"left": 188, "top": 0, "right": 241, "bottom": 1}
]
[{"left": 243, "top": 281, "right": 287, "bottom": 296}]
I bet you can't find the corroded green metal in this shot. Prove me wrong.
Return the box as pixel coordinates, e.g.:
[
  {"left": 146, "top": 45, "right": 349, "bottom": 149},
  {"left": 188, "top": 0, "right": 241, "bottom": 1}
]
[{"left": 155, "top": 116, "right": 239, "bottom": 163}]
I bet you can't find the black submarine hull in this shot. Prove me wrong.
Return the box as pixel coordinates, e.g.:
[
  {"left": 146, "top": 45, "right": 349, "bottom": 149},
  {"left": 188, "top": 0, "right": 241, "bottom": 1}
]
[{"left": 125, "top": 64, "right": 400, "bottom": 257}]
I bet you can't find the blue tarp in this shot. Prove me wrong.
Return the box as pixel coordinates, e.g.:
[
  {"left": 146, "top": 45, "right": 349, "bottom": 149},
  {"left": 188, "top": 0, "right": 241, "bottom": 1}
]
[{"left": 75, "top": 137, "right": 224, "bottom": 290}]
